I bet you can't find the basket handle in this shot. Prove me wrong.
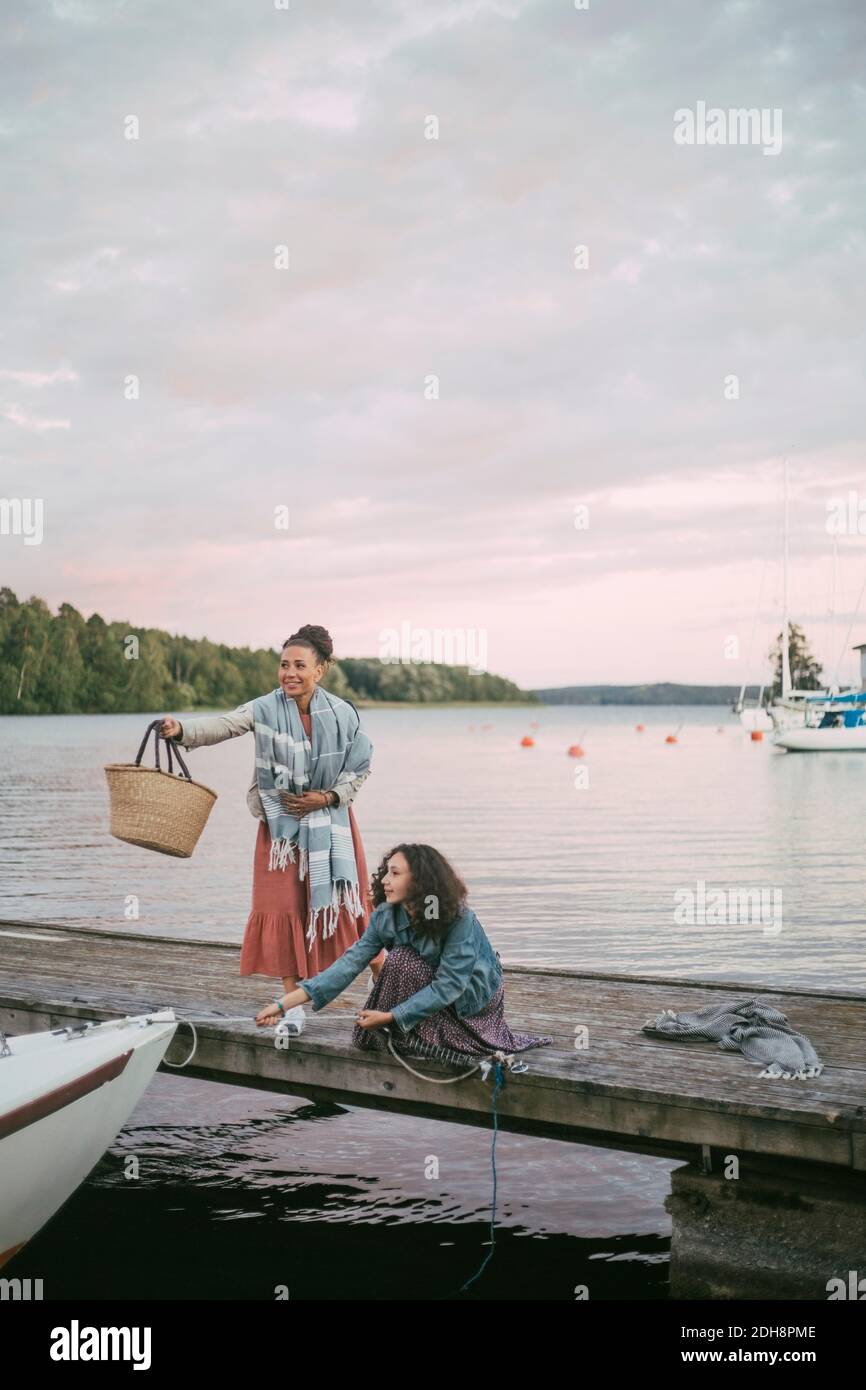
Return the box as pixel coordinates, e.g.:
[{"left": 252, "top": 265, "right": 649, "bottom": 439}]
[{"left": 135, "top": 720, "right": 193, "bottom": 781}]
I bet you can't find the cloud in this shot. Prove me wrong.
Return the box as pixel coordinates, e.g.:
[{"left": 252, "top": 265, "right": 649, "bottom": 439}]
[
  {"left": 1, "top": 0, "right": 864, "bottom": 685},
  {"left": 3, "top": 404, "right": 71, "bottom": 431},
  {"left": 0, "top": 367, "right": 78, "bottom": 386}
]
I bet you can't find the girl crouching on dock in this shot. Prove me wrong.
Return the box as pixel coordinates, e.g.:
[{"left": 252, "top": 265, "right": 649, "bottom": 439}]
[{"left": 255, "top": 844, "right": 554, "bottom": 1058}]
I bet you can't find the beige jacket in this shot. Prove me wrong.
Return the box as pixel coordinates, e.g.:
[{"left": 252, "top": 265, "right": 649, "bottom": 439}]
[{"left": 174, "top": 703, "right": 371, "bottom": 822}]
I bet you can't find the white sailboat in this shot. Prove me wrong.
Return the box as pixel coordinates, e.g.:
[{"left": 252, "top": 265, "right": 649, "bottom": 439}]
[
  {"left": 735, "top": 464, "right": 824, "bottom": 732},
  {"left": 752, "top": 460, "right": 860, "bottom": 736},
  {"left": 772, "top": 462, "right": 836, "bottom": 725},
  {"left": 770, "top": 469, "right": 866, "bottom": 750},
  {"left": 737, "top": 703, "right": 774, "bottom": 732},
  {"left": 773, "top": 651, "right": 866, "bottom": 752},
  {"left": 0, "top": 1009, "right": 178, "bottom": 1269},
  {"left": 734, "top": 556, "right": 775, "bottom": 730}
]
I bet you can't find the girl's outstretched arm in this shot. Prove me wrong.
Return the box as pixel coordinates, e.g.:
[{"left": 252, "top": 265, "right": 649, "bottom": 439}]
[
  {"left": 256, "top": 985, "right": 310, "bottom": 1025},
  {"left": 256, "top": 909, "right": 388, "bottom": 1025}
]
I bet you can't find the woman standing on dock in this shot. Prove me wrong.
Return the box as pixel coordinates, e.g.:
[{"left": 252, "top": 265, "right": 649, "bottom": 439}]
[
  {"left": 159, "top": 624, "right": 385, "bottom": 998},
  {"left": 255, "top": 844, "right": 554, "bottom": 1059}
]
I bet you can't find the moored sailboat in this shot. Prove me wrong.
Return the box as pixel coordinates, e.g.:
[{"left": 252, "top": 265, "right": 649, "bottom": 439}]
[
  {"left": 773, "top": 653, "right": 866, "bottom": 751},
  {"left": 0, "top": 1009, "right": 178, "bottom": 1269}
]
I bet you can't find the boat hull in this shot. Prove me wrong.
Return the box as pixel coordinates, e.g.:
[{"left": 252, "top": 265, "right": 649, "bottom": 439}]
[
  {"left": 0, "top": 1011, "right": 177, "bottom": 1268},
  {"left": 773, "top": 727, "right": 866, "bottom": 752}
]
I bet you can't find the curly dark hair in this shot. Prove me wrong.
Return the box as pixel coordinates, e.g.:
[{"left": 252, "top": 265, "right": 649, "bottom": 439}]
[
  {"left": 371, "top": 843, "right": 468, "bottom": 937},
  {"left": 282, "top": 624, "right": 334, "bottom": 668}
]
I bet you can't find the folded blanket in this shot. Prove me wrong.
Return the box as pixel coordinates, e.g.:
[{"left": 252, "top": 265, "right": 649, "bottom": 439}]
[{"left": 642, "top": 995, "right": 823, "bottom": 1079}]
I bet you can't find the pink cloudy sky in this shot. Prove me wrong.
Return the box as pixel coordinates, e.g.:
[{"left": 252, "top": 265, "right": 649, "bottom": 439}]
[{"left": 2, "top": 0, "right": 865, "bottom": 689}]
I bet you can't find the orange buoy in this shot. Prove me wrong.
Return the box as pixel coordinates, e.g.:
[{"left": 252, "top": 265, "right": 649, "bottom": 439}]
[
  {"left": 520, "top": 736, "right": 535, "bottom": 747},
  {"left": 567, "top": 744, "right": 584, "bottom": 757},
  {"left": 750, "top": 730, "right": 764, "bottom": 742},
  {"left": 665, "top": 734, "right": 678, "bottom": 744},
  {"left": 635, "top": 724, "right": 645, "bottom": 732}
]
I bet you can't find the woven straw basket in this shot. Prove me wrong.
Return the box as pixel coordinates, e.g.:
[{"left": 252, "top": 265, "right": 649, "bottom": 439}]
[{"left": 105, "top": 719, "right": 217, "bottom": 858}]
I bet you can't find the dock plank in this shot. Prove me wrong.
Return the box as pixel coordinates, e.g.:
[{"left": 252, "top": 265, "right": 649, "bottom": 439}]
[{"left": 1, "top": 920, "right": 864, "bottom": 1172}]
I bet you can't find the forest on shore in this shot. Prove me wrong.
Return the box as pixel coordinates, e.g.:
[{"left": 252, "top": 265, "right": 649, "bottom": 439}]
[{"left": 0, "top": 590, "right": 532, "bottom": 713}]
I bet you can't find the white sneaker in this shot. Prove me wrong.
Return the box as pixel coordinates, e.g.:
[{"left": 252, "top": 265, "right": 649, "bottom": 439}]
[{"left": 275, "top": 1006, "right": 306, "bottom": 1036}]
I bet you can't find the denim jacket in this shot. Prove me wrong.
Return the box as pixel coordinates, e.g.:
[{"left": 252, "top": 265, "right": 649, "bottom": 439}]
[
  {"left": 174, "top": 702, "right": 370, "bottom": 822},
  {"left": 297, "top": 902, "right": 503, "bottom": 1035}
]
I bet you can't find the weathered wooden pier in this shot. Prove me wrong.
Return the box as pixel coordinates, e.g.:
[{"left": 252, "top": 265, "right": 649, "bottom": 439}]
[{"left": 2, "top": 918, "right": 864, "bottom": 1299}]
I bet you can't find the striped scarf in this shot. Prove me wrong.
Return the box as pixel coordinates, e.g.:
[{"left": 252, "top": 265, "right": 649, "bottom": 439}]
[{"left": 252, "top": 686, "right": 372, "bottom": 946}]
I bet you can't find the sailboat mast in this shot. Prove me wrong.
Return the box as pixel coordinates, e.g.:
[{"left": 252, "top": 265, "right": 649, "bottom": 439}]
[
  {"left": 830, "top": 534, "right": 838, "bottom": 694},
  {"left": 738, "top": 556, "right": 768, "bottom": 711},
  {"left": 782, "top": 458, "right": 792, "bottom": 699}
]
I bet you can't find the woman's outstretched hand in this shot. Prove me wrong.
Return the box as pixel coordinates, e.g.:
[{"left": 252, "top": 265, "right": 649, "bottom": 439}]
[
  {"left": 355, "top": 1009, "right": 394, "bottom": 1030},
  {"left": 159, "top": 717, "right": 182, "bottom": 739}
]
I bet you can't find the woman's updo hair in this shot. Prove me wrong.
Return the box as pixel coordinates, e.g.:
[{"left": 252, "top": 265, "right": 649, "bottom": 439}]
[{"left": 282, "top": 624, "right": 334, "bottom": 668}]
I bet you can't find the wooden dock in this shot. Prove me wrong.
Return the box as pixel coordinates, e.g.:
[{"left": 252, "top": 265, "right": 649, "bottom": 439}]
[{"left": 2, "top": 919, "right": 865, "bottom": 1298}]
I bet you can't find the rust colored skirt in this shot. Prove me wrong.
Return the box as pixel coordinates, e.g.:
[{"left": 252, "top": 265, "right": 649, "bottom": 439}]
[{"left": 240, "top": 808, "right": 379, "bottom": 979}]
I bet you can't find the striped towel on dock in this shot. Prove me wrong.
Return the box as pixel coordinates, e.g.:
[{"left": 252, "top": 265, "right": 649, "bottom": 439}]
[{"left": 642, "top": 996, "right": 823, "bottom": 1079}]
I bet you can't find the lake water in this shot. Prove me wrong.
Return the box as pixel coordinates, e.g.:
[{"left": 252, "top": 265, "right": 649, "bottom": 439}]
[{"left": 3, "top": 704, "right": 864, "bottom": 1299}]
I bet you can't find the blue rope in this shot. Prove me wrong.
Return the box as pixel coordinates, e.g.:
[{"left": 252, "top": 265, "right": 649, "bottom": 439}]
[{"left": 459, "top": 1059, "right": 504, "bottom": 1293}]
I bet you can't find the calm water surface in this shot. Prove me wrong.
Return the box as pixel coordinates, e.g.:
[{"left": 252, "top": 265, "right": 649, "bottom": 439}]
[{"left": 2, "top": 705, "right": 863, "bottom": 1299}]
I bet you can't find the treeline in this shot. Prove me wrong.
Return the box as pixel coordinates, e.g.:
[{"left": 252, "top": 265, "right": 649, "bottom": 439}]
[
  {"left": 532, "top": 683, "right": 764, "bottom": 706},
  {"left": 337, "top": 657, "right": 530, "bottom": 704},
  {"left": 0, "top": 591, "right": 531, "bottom": 713}
]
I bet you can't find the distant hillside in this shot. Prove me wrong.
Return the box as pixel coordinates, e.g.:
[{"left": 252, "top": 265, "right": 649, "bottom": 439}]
[
  {"left": 0, "top": 590, "right": 533, "bottom": 713},
  {"left": 532, "top": 683, "right": 763, "bottom": 706}
]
